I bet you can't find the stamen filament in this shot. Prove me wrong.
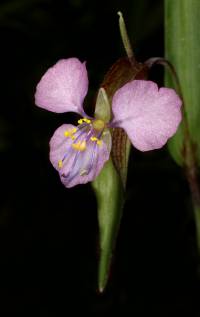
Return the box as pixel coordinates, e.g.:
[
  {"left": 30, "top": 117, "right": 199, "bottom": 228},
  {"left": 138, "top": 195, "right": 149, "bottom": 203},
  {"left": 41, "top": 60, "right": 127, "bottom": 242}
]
[
  {"left": 61, "top": 128, "right": 93, "bottom": 181},
  {"left": 59, "top": 124, "right": 88, "bottom": 167}
]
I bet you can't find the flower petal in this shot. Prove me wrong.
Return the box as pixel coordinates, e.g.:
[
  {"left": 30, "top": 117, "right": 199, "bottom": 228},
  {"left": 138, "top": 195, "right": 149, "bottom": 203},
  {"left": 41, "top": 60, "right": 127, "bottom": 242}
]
[
  {"left": 49, "top": 124, "right": 75, "bottom": 171},
  {"left": 111, "top": 80, "right": 182, "bottom": 151},
  {"left": 49, "top": 124, "right": 111, "bottom": 188},
  {"left": 35, "top": 58, "right": 88, "bottom": 114}
]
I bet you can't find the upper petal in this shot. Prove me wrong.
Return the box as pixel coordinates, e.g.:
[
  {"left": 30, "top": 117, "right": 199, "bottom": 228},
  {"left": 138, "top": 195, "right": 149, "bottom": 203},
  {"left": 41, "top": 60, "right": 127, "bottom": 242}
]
[
  {"left": 111, "top": 80, "right": 182, "bottom": 151},
  {"left": 49, "top": 123, "right": 111, "bottom": 188},
  {"left": 35, "top": 58, "right": 88, "bottom": 114}
]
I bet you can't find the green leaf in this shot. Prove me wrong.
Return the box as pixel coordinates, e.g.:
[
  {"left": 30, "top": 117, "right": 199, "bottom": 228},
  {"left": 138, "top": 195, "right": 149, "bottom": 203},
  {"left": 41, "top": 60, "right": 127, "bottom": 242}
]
[
  {"left": 165, "top": 0, "right": 200, "bottom": 253},
  {"left": 94, "top": 88, "right": 111, "bottom": 123},
  {"left": 92, "top": 159, "right": 124, "bottom": 292},
  {"left": 165, "top": 0, "right": 200, "bottom": 165}
]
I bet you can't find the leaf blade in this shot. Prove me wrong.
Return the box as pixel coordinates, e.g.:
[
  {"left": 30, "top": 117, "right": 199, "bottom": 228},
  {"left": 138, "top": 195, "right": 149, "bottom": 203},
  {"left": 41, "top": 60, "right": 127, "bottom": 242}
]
[{"left": 165, "top": 0, "right": 200, "bottom": 165}]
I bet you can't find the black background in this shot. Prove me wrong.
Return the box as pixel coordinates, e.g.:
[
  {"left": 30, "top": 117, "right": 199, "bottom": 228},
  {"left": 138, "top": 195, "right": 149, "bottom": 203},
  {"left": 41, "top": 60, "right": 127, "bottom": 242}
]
[{"left": 0, "top": 0, "right": 199, "bottom": 315}]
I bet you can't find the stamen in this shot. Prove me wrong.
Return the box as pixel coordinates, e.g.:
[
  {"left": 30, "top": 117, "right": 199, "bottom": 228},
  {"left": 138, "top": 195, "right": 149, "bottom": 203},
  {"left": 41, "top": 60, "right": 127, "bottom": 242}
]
[
  {"left": 64, "top": 127, "right": 77, "bottom": 139},
  {"left": 79, "top": 141, "right": 98, "bottom": 177},
  {"left": 90, "top": 136, "right": 102, "bottom": 146},
  {"left": 78, "top": 119, "right": 83, "bottom": 124},
  {"left": 79, "top": 129, "right": 104, "bottom": 177},
  {"left": 72, "top": 140, "right": 87, "bottom": 151},
  {"left": 58, "top": 160, "right": 63, "bottom": 168},
  {"left": 64, "top": 131, "right": 70, "bottom": 137},
  {"left": 60, "top": 124, "right": 103, "bottom": 184},
  {"left": 90, "top": 136, "right": 98, "bottom": 142},
  {"left": 60, "top": 124, "right": 89, "bottom": 168},
  {"left": 71, "top": 128, "right": 77, "bottom": 133},
  {"left": 78, "top": 117, "right": 91, "bottom": 125},
  {"left": 83, "top": 118, "right": 91, "bottom": 124},
  {"left": 62, "top": 129, "right": 94, "bottom": 182}
]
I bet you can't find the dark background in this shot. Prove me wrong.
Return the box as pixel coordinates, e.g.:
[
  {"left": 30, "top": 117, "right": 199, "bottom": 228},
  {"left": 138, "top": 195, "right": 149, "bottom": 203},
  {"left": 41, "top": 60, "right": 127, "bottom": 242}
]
[{"left": 0, "top": 0, "right": 199, "bottom": 315}]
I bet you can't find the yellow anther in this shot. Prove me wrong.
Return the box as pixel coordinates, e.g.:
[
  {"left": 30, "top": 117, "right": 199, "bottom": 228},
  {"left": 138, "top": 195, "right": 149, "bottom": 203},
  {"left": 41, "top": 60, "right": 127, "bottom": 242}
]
[
  {"left": 64, "top": 131, "right": 70, "bottom": 137},
  {"left": 58, "top": 160, "right": 63, "bottom": 168},
  {"left": 79, "top": 141, "right": 86, "bottom": 151},
  {"left": 72, "top": 140, "right": 87, "bottom": 151},
  {"left": 71, "top": 135, "right": 76, "bottom": 140},
  {"left": 83, "top": 118, "right": 91, "bottom": 124},
  {"left": 71, "top": 128, "right": 77, "bottom": 133},
  {"left": 72, "top": 142, "right": 79, "bottom": 150},
  {"left": 64, "top": 128, "right": 77, "bottom": 138},
  {"left": 90, "top": 136, "right": 98, "bottom": 142},
  {"left": 90, "top": 136, "right": 102, "bottom": 145},
  {"left": 78, "top": 118, "right": 91, "bottom": 125}
]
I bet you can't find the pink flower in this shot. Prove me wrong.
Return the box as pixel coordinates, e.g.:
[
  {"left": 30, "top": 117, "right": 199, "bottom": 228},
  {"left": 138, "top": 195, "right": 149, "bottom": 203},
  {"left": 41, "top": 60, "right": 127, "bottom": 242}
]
[{"left": 35, "top": 58, "right": 182, "bottom": 188}]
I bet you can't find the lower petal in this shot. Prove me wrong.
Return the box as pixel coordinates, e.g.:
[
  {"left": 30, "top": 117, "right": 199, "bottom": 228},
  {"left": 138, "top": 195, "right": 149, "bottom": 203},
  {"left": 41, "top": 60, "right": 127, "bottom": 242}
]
[
  {"left": 49, "top": 124, "right": 111, "bottom": 188},
  {"left": 60, "top": 140, "right": 110, "bottom": 188},
  {"left": 49, "top": 124, "right": 75, "bottom": 171}
]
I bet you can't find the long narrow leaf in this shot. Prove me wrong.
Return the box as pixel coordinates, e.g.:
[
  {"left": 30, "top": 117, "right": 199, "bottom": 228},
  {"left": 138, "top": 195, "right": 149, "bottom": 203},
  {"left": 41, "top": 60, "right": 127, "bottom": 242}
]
[{"left": 165, "top": 0, "right": 200, "bottom": 165}]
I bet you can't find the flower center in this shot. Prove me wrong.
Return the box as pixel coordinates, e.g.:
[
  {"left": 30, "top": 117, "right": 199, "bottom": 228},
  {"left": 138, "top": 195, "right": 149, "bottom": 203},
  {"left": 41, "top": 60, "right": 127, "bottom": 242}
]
[{"left": 92, "top": 119, "right": 105, "bottom": 131}]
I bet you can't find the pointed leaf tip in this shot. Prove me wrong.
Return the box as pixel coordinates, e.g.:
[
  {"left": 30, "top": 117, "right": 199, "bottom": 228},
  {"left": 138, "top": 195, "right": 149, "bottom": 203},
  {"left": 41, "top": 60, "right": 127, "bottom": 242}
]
[
  {"left": 117, "top": 11, "right": 122, "bottom": 18},
  {"left": 117, "top": 10, "right": 134, "bottom": 60},
  {"left": 94, "top": 87, "right": 111, "bottom": 122}
]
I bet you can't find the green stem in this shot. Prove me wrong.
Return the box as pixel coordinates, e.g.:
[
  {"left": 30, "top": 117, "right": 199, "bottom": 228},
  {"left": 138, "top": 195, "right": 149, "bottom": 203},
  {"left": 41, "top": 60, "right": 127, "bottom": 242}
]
[
  {"left": 194, "top": 206, "right": 200, "bottom": 251},
  {"left": 185, "top": 153, "right": 200, "bottom": 250}
]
